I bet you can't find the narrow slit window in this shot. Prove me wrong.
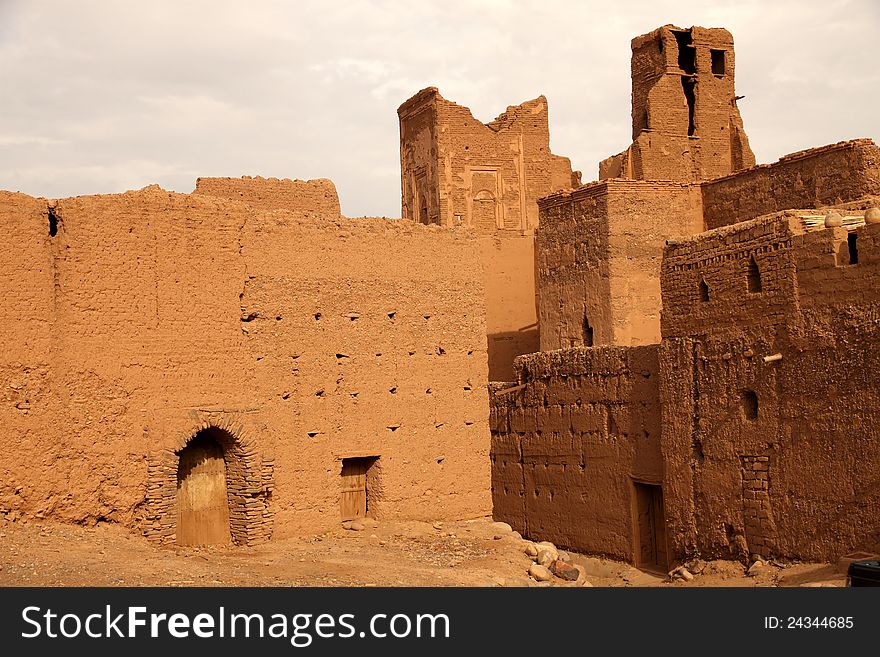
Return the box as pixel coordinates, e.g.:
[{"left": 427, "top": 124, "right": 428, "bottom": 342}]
[
  {"left": 699, "top": 278, "right": 710, "bottom": 302},
  {"left": 682, "top": 77, "right": 696, "bottom": 136},
  {"left": 582, "top": 314, "right": 594, "bottom": 347},
  {"left": 48, "top": 207, "right": 59, "bottom": 237},
  {"left": 742, "top": 390, "right": 758, "bottom": 420},
  {"left": 747, "top": 256, "right": 762, "bottom": 293}
]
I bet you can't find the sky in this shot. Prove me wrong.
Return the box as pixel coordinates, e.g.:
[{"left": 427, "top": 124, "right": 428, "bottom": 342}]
[{"left": 0, "top": 0, "right": 877, "bottom": 217}]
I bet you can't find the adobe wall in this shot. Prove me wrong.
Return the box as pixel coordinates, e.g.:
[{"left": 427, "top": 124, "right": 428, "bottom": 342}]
[
  {"left": 194, "top": 176, "right": 341, "bottom": 218},
  {"left": 490, "top": 345, "right": 661, "bottom": 561},
  {"left": 600, "top": 25, "right": 754, "bottom": 183},
  {"left": 0, "top": 188, "right": 491, "bottom": 542},
  {"left": 660, "top": 214, "right": 801, "bottom": 340},
  {"left": 537, "top": 180, "right": 702, "bottom": 351},
  {"left": 701, "top": 139, "right": 880, "bottom": 229},
  {"left": 659, "top": 216, "right": 880, "bottom": 563},
  {"left": 478, "top": 234, "right": 539, "bottom": 381}
]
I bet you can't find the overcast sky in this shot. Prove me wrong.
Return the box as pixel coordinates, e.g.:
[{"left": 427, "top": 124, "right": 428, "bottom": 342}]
[{"left": 1, "top": 0, "right": 877, "bottom": 217}]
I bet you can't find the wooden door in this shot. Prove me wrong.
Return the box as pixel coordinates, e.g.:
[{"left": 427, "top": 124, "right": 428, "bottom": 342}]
[
  {"left": 341, "top": 458, "right": 369, "bottom": 521},
  {"left": 634, "top": 482, "right": 667, "bottom": 570},
  {"left": 177, "top": 437, "right": 231, "bottom": 546},
  {"left": 636, "top": 483, "right": 657, "bottom": 566}
]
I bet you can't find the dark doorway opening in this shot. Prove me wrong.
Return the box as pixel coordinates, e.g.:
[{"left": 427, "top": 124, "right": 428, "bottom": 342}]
[
  {"left": 633, "top": 482, "right": 668, "bottom": 571},
  {"left": 848, "top": 233, "right": 859, "bottom": 265},
  {"left": 176, "top": 429, "right": 231, "bottom": 546},
  {"left": 341, "top": 456, "right": 380, "bottom": 521}
]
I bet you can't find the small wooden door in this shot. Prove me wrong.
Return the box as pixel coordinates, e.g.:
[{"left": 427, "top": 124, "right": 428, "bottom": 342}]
[
  {"left": 340, "top": 458, "right": 372, "bottom": 521},
  {"left": 177, "top": 436, "right": 231, "bottom": 546},
  {"left": 634, "top": 482, "right": 667, "bottom": 570}
]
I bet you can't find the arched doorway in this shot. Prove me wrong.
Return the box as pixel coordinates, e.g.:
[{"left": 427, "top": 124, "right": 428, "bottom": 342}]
[{"left": 176, "top": 428, "right": 231, "bottom": 546}]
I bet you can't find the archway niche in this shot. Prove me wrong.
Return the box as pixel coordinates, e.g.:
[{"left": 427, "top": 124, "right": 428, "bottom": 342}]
[
  {"left": 176, "top": 428, "right": 232, "bottom": 546},
  {"left": 143, "top": 421, "right": 275, "bottom": 547}
]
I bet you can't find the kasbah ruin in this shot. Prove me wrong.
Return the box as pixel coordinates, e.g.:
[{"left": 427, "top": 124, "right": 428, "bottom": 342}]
[{"left": 1, "top": 24, "right": 879, "bottom": 588}]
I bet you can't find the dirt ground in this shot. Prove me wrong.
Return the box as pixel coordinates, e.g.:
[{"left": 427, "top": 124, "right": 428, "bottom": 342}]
[{"left": 0, "top": 517, "right": 846, "bottom": 588}]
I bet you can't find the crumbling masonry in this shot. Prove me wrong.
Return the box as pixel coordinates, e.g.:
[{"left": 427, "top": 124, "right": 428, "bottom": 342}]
[{"left": 490, "top": 25, "right": 880, "bottom": 569}]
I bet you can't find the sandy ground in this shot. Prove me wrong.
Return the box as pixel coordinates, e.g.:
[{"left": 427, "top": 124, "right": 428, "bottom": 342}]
[{"left": 0, "top": 517, "right": 846, "bottom": 588}]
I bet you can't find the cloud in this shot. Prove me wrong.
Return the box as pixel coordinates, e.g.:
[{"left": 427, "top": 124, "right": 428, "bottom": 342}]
[{"left": 0, "top": 0, "right": 877, "bottom": 216}]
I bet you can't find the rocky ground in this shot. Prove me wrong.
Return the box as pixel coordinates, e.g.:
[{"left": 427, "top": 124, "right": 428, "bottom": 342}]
[{"left": 0, "top": 516, "right": 846, "bottom": 587}]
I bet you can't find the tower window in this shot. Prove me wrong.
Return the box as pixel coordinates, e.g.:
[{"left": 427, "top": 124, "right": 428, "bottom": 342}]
[
  {"left": 673, "top": 30, "right": 696, "bottom": 74},
  {"left": 711, "top": 49, "right": 726, "bottom": 76}
]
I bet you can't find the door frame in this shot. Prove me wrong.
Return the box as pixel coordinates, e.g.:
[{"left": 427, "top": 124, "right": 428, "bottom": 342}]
[{"left": 630, "top": 478, "right": 669, "bottom": 572}]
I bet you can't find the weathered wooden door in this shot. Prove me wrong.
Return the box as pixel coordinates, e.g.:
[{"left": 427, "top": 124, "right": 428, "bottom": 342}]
[
  {"left": 340, "top": 458, "right": 369, "bottom": 521},
  {"left": 635, "top": 482, "right": 667, "bottom": 569},
  {"left": 636, "top": 483, "right": 657, "bottom": 566},
  {"left": 177, "top": 436, "right": 231, "bottom": 546}
]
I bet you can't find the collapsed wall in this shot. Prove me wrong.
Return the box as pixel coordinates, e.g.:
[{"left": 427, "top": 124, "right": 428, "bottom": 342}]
[
  {"left": 0, "top": 187, "right": 491, "bottom": 543},
  {"left": 659, "top": 213, "right": 880, "bottom": 562},
  {"left": 490, "top": 346, "right": 662, "bottom": 564}
]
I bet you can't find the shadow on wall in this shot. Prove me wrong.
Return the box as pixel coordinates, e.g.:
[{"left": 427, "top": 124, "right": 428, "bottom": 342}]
[{"left": 488, "top": 328, "right": 539, "bottom": 382}]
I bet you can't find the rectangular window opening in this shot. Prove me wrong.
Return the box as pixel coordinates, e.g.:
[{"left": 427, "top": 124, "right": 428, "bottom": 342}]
[{"left": 711, "top": 49, "right": 726, "bottom": 76}]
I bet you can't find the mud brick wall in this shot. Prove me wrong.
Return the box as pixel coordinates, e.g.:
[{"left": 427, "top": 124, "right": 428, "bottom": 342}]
[
  {"left": 537, "top": 183, "right": 612, "bottom": 350},
  {"left": 0, "top": 187, "right": 491, "bottom": 542},
  {"left": 659, "top": 219, "right": 880, "bottom": 563},
  {"left": 600, "top": 25, "right": 754, "bottom": 183},
  {"left": 701, "top": 139, "right": 880, "bottom": 229},
  {"left": 537, "top": 180, "right": 702, "bottom": 351},
  {"left": 490, "top": 345, "right": 661, "bottom": 562},
  {"left": 661, "top": 214, "right": 801, "bottom": 340},
  {"left": 194, "top": 176, "right": 341, "bottom": 218}
]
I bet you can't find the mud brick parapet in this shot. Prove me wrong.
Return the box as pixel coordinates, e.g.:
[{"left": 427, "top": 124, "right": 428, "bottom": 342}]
[
  {"left": 701, "top": 139, "right": 880, "bottom": 229},
  {"left": 194, "top": 176, "right": 341, "bottom": 217}
]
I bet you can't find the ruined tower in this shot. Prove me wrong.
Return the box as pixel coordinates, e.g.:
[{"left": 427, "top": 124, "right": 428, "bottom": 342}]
[
  {"left": 600, "top": 25, "right": 755, "bottom": 182},
  {"left": 398, "top": 88, "right": 577, "bottom": 380}
]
